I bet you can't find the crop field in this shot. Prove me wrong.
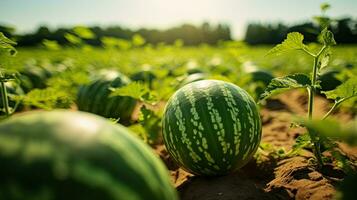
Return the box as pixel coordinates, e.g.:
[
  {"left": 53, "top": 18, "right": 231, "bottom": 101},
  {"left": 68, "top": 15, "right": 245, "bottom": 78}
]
[
  {"left": 1, "top": 1, "right": 357, "bottom": 200},
  {"left": 0, "top": 40, "right": 356, "bottom": 199}
]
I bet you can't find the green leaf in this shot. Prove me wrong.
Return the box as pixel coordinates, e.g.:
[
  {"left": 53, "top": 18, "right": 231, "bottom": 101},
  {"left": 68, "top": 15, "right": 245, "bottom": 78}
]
[
  {"left": 320, "top": 3, "right": 331, "bottom": 12},
  {"left": 266, "top": 32, "right": 307, "bottom": 56},
  {"left": 323, "top": 78, "right": 357, "bottom": 101},
  {"left": 13, "top": 88, "right": 71, "bottom": 110},
  {"left": 303, "top": 118, "right": 357, "bottom": 146},
  {"left": 65, "top": 33, "right": 82, "bottom": 45},
  {"left": 110, "top": 82, "right": 156, "bottom": 103},
  {"left": 42, "top": 39, "right": 61, "bottom": 50},
  {"left": 101, "top": 37, "right": 131, "bottom": 50},
  {"left": 318, "top": 47, "right": 331, "bottom": 71},
  {"left": 136, "top": 105, "right": 162, "bottom": 144},
  {"left": 73, "top": 26, "right": 95, "bottom": 39},
  {"left": 0, "top": 32, "right": 17, "bottom": 55},
  {"left": 288, "top": 133, "right": 312, "bottom": 156},
  {"left": 132, "top": 34, "right": 145, "bottom": 47},
  {"left": 319, "top": 28, "right": 336, "bottom": 46},
  {"left": 260, "top": 73, "right": 311, "bottom": 101},
  {"left": 313, "top": 16, "right": 331, "bottom": 29}
]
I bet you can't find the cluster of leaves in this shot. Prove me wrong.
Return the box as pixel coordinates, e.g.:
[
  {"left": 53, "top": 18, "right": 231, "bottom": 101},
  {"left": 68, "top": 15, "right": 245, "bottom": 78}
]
[
  {"left": 261, "top": 20, "right": 356, "bottom": 169},
  {"left": 110, "top": 82, "right": 162, "bottom": 144},
  {"left": 0, "top": 32, "right": 18, "bottom": 117},
  {"left": 0, "top": 33, "right": 17, "bottom": 56}
]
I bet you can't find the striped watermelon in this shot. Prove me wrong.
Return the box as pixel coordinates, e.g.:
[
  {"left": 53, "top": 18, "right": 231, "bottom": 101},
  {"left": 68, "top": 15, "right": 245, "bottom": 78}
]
[
  {"left": 178, "top": 73, "right": 206, "bottom": 88},
  {"left": 0, "top": 110, "right": 178, "bottom": 200},
  {"left": 130, "top": 70, "right": 157, "bottom": 89},
  {"left": 318, "top": 69, "right": 342, "bottom": 91},
  {"left": 19, "top": 65, "right": 53, "bottom": 93},
  {"left": 77, "top": 70, "right": 136, "bottom": 122},
  {"left": 162, "top": 80, "right": 262, "bottom": 176}
]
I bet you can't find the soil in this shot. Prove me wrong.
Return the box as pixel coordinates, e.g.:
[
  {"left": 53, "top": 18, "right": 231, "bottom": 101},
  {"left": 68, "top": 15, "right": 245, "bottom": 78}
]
[{"left": 155, "top": 90, "right": 357, "bottom": 200}]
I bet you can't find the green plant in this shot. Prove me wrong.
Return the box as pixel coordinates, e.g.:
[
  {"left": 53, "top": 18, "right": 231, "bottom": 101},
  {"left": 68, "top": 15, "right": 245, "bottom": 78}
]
[
  {"left": 301, "top": 118, "right": 357, "bottom": 200},
  {"left": 162, "top": 80, "right": 262, "bottom": 175},
  {"left": 261, "top": 29, "right": 357, "bottom": 168},
  {"left": 0, "top": 110, "right": 178, "bottom": 200},
  {"left": 110, "top": 81, "right": 161, "bottom": 143},
  {"left": 0, "top": 32, "right": 17, "bottom": 117}
]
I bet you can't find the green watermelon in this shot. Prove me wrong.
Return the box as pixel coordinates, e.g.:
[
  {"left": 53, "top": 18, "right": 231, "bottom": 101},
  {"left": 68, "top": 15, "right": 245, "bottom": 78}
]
[
  {"left": 242, "top": 61, "right": 274, "bottom": 85},
  {"left": 0, "top": 110, "right": 178, "bottom": 200},
  {"left": 249, "top": 70, "right": 274, "bottom": 86},
  {"left": 178, "top": 73, "right": 206, "bottom": 88},
  {"left": 130, "top": 70, "right": 157, "bottom": 88},
  {"left": 76, "top": 70, "right": 136, "bottom": 122},
  {"left": 19, "top": 66, "right": 53, "bottom": 93},
  {"left": 318, "top": 69, "right": 342, "bottom": 91},
  {"left": 162, "top": 80, "right": 262, "bottom": 176},
  {"left": 187, "top": 68, "right": 204, "bottom": 75}
]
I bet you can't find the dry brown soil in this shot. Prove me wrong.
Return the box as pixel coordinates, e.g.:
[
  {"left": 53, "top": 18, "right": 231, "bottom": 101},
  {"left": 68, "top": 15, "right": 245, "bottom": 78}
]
[{"left": 155, "top": 90, "right": 357, "bottom": 200}]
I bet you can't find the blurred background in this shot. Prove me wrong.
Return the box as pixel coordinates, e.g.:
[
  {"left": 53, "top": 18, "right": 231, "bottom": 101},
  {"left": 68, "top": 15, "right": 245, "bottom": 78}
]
[{"left": 1, "top": 0, "right": 356, "bottom": 46}]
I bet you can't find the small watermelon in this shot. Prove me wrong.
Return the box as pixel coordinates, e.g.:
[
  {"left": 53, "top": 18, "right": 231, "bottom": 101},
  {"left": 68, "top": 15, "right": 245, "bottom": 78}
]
[
  {"left": 19, "top": 66, "right": 53, "bottom": 93},
  {"left": 179, "top": 73, "right": 207, "bottom": 88},
  {"left": 0, "top": 110, "right": 178, "bottom": 200},
  {"left": 318, "top": 69, "right": 342, "bottom": 91},
  {"left": 162, "top": 80, "right": 262, "bottom": 176},
  {"left": 130, "top": 70, "right": 157, "bottom": 88},
  {"left": 77, "top": 70, "right": 136, "bottom": 123}
]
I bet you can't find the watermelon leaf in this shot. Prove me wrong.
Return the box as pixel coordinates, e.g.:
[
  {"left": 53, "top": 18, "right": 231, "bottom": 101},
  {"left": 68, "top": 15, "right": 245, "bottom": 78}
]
[
  {"left": 266, "top": 32, "right": 307, "bottom": 56},
  {"left": 260, "top": 73, "right": 311, "bottom": 101},
  {"left": 110, "top": 82, "right": 156, "bottom": 104},
  {"left": 323, "top": 78, "right": 357, "bottom": 102},
  {"left": 302, "top": 118, "right": 357, "bottom": 146},
  {"left": 0, "top": 32, "right": 17, "bottom": 55},
  {"left": 318, "top": 47, "right": 331, "bottom": 71},
  {"left": 138, "top": 105, "right": 161, "bottom": 144},
  {"left": 73, "top": 26, "right": 95, "bottom": 39},
  {"left": 320, "top": 3, "right": 331, "bottom": 12},
  {"left": 318, "top": 28, "right": 336, "bottom": 46},
  {"left": 42, "top": 39, "right": 61, "bottom": 50},
  {"left": 287, "top": 132, "right": 312, "bottom": 156},
  {"left": 65, "top": 33, "right": 82, "bottom": 45},
  {"left": 13, "top": 88, "right": 71, "bottom": 110}
]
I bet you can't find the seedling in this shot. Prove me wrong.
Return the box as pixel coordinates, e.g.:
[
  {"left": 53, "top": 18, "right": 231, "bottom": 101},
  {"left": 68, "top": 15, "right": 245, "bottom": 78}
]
[{"left": 261, "top": 28, "right": 357, "bottom": 168}]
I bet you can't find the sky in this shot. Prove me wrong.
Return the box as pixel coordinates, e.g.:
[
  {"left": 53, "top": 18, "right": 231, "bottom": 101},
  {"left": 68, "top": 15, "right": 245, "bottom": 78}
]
[{"left": 0, "top": 0, "right": 356, "bottom": 39}]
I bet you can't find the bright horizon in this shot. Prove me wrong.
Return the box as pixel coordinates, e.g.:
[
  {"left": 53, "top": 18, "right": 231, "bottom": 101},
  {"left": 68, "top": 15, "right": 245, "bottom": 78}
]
[{"left": 0, "top": 0, "right": 356, "bottom": 39}]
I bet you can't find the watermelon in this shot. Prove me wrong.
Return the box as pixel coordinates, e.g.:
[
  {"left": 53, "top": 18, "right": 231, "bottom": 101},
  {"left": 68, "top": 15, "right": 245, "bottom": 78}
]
[
  {"left": 249, "top": 70, "right": 274, "bottom": 86},
  {"left": 0, "top": 110, "right": 178, "bottom": 200},
  {"left": 242, "top": 61, "right": 274, "bottom": 85},
  {"left": 162, "top": 80, "right": 262, "bottom": 176},
  {"left": 76, "top": 70, "right": 136, "bottom": 122},
  {"left": 187, "top": 68, "right": 204, "bottom": 75},
  {"left": 318, "top": 69, "right": 342, "bottom": 91},
  {"left": 19, "top": 66, "right": 53, "bottom": 93},
  {"left": 130, "top": 70, "right": 157, "bottom": 88},
  {"left": 178, "top": 73, "right": 206, "bottom": 88}
]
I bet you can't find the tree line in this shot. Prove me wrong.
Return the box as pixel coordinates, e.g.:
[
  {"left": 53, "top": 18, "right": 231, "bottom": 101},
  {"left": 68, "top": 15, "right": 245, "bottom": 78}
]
[
  {"left": 244, "top": 18, "right": 357, "bottom": 45},
  {"left": 0, "top": 23, "right": 232, "bottom": 47},
  {"left": 1, "top": 17, "right": 356, "bottom": 46}
]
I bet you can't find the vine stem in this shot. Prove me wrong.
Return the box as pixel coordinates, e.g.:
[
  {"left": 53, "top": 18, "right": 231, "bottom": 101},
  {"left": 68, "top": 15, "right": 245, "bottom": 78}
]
[
  {"left": 323, "top": 101, "right": 339, "bottom": 120},
  {"left": 0, "top": 79, "right": 10, "bottom": 116},
  {"left": 306, "top": 46, "right": 327, "bottom": 169}
]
